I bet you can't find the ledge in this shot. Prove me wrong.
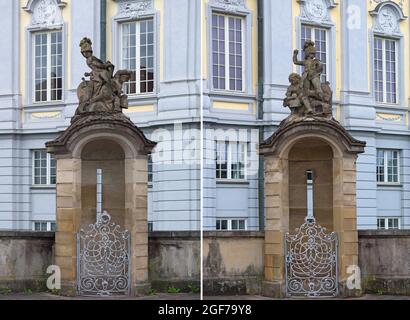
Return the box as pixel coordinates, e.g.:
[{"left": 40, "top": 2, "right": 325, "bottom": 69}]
[
  {"left": 0, "top": 231, "right": 55, "bottom": 240},
  {"left": 148, "top": 231, "right": 265, "bottom": 239},
  {"left": 204, "top": 231, "right": 265, "bottom": 238},
  {"left": 358, "top": 230, "right": 410, "bottom": 238},
  {"left": 149, "top": 231, "right": 200, "bottom": 239}
]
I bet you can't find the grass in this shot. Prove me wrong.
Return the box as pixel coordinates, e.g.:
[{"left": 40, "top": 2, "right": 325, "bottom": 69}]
[
  {"left": 188, "top": 283, "right": 200, "bottom": 294},
  {"left": 49, "top": 288, "right": 61, "bottom": 296},
  {"left": 23, "top": 288, "right": 33, "bottom": 295},
  {"left": 0, "top": 287, "right": 12, "bottom": 295},
  {"left": 148, "top": 288, "right": 157, "bottom": 296},
  {"left": 167, "top": 286, "right": 181, "bottom": 294}
]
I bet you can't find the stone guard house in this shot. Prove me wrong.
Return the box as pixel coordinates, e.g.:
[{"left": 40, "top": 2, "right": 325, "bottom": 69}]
[{"left": 0, "top": 0, "right": 410, "bottom": 297}]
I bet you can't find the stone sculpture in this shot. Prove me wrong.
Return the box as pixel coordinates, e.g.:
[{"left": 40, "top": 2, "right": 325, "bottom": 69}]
[
  {"left": 73, "top": 37, "right": 132, "bottom": 123},
  {"left": 283, "top": 40, "right": 333, "bottom": 123}
]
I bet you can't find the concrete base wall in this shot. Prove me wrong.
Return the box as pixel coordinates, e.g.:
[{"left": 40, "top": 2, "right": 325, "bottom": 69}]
[
  {"left": 2, "top": 230, "right": 410, "bottom": 296},
  {"left": 359, "top": 230, "right": 410, "bottom": 296},
  {"left": 149, "top": 232, "right": 200, "bottom": 291},
  {"left": 0, "top": 231, "right": 55, "bottom": 291},
  {"left": 203, "top": 232, "right": 265, "bottom": 295}
]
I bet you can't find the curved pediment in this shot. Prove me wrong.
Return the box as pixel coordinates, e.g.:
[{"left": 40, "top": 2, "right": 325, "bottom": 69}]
[
  {"left": 370, "top": 1, "right": 407, "bottom": 35},
  {"left": 259, "top": 118, "right": 366, "bottom": 157},
  {"left": 23, "top": 0, "right": 66, "bottom": 29}
]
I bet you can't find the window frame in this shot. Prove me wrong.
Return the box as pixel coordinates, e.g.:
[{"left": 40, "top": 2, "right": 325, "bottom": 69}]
[
  {"left": 113, "top": 8, "right": 159, "bottom": 101},
  {"left": 33, "top": 221, "right": 56, "bottom": 232},
  {"left": 373, "top": 36, "right": 399, "bottom": 105},
  {"left": 211, "top": 12, "right": 246, "bottom": 93},
  {"left": 32, "top": 29, "right": 64, "bottom": 104},
  {"left": 376, "top": 149, "right": 401, "bottom": 185},
  {"left": 377, "top": 217, "right": 400, "bottom": 230},
  {"left": 147, "top": 153, "right": 153, "bottom": 187},
  {"left": 300, "top": 24, "right": 330, "bottom": 83},
  {"left": 148, "top": 221, "right": 153, "bottom": 232},
  {"left": 216, "top": 218, "right": 247, "bottom": 231},
  {"left": 215, "top": 141, "right": 248, "bottom": 181},
  {"left": 32, "top": 150, "right": 56, "bottom": 187},
  {"left": 120, "top": 18, "right": 156, "bottom": 96}
]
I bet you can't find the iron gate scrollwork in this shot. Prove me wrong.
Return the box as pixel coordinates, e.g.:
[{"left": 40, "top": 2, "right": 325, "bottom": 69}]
[
  {"left": 77, "top": 211, "right": 131, "bottom": 296},
  {"left": 285, "top": 217, "right": 338, "bottom": 297}
]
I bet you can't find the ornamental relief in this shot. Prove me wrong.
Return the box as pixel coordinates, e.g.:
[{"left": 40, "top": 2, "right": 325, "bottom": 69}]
[
  {"left": 376, "top": 113, "right": 403, "bottom": 122},
  {"left": 298, "top": 0, "right": 337, "bottom": 24},
  {"left": 26, "top": 0, "right": 65, "bottom": 28},
  {"left": 378, "top": 6, "right": 399, "bottom": 33},
  {"left": 209, "top": 0, "right": 247, "bottom": 13},
  {"left": 115, "top": 0, "right": 154, "bottom": 19},
  {"left": 370, "top": 2, "right": 406, "bottom": 35},
  {"left": 369, "top": 0, "right": 404, "bottom": 10}
]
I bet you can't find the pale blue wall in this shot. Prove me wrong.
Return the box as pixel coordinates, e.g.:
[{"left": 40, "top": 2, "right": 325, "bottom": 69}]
[{"left": 1, "top": 0, "right": 410, "bottom": 232}]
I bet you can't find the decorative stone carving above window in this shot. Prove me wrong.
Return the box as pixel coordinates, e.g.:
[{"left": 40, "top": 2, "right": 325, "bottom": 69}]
[
  {"left": 113, "top": 0, "right": 154, "bottom": 19},
  {"left": 370, "top": 0, "right": 404, "bottom": 10},
  {"left": 23, "top": 0, "right": 66, "bottom": 29},
  {"left": 209, "top": 0, "right": 247, "bottom": 13},
  {"left": 298, "top": 0, "right": 337, "bottom": 24},
  {"left": 370, "top": 1, "right": 407, "bottom": 35}
]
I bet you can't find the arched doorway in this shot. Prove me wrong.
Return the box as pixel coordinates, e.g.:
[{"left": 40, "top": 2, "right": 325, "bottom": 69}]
[{"left": 259, "top": 119, "right": 366, "bottom": 298}]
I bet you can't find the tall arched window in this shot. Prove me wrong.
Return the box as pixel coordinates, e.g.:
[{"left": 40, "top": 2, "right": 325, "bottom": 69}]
[
  {"left": 23, "top": 0, "right": 66, "bottom": 103},
  {"left": 370, "top": 2, "right": 406, "bottom": 105}
]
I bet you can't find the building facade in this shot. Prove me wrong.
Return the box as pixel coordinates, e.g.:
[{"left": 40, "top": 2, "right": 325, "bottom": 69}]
[
  {"left": 203, "top": 0, "right": 410, "bottom": 231},
  {"left": 0, "top": 0, "right": 409, "bottom": 232},
  {"left": 0, "top": 0, "right": 201, "bottom": 231}
]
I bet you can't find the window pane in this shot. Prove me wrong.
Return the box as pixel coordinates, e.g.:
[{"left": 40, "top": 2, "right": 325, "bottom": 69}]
[
  {"left": 148, "top": 154, "right": 153, "bottom": 183},
  {"left": 34, "top": 32, "right": 48, "bottom": 102},
  {"left": 122, "top": 19, "right": 155, "bottom": 95},
  {"left": 221, "top": 220, "right": 228, "bottom": 230},
  {"left": 33, "top": 150, "right": 48, "bottom": 185},
  {"left": 386, "top": 150, "right": 399, "bottom": 183},
  {"left": 374, "top": 38, "right": 398, "bottom": 103},
  {"left": 50, "top": 154, "right": 56, "bottom": 184},
  {"left": 216, "top": 141, "right": 228, "bottom": 179},
  {"left": 385, "top": 39, "right": 397, "bottom": 103},
  {"left": 231, "top": 142, "right": 246, "bottom": 180},
  {"left": 377, "top": 218, "right": 385, "bottom": 229},
  {"left": 232, "top": 220, "right": 238, "bottom": 230},
  {"left": 34, "top": 31, "right": 63, "bottom": 102},
  {"left": 301, "top": 25, "right": 327, "bottom": 82},
  {"left": 50, "top": 31, "right": 63, "bottom": 101},
  {"left": 228, "top": 16, "right": 243, "bottom": 91},
  {"left": 238, "top": 220, "right": 245, "bottom": 230},
  {"left": 212, "top": 14, "right": 226, "bottom": 89},
  {"left": 376, "top": 149, "right": 385, "bottom": 182}
]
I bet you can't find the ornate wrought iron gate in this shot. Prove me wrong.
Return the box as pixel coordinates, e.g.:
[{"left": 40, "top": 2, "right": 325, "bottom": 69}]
[
  {"left": 285, "top": 217, "right": 338, "bottom": 297},
  {"left": 77, "top": 212, "right": 131, "bottom": 296}
]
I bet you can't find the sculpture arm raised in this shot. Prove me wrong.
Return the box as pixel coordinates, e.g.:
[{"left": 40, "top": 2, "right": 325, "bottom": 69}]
[{"left": 293, "top": 49, "right": 305, "bottom": 66}]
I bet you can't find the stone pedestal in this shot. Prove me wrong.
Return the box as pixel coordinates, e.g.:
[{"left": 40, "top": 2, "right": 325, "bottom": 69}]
[
  {"left": 46, "top": 112, "right": 156, "bottom": 296},
  {"left": 259, "top": 118, "right": 366, "bottom": 298}
]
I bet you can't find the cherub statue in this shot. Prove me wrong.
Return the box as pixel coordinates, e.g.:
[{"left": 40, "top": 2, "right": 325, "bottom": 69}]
[
  {"left": 283, "top": 73, "right": 304, "bottom": 116},
  {"left": 112, "top": 69, "right": 133, "bottom": 111}
]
